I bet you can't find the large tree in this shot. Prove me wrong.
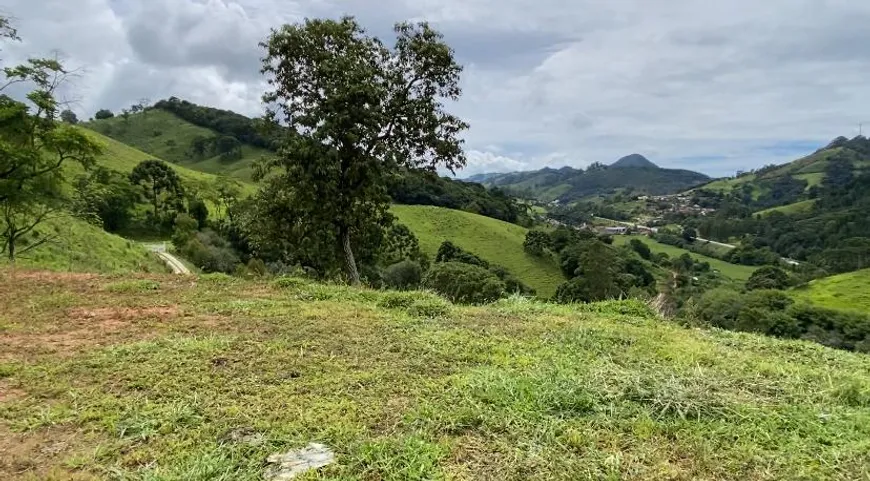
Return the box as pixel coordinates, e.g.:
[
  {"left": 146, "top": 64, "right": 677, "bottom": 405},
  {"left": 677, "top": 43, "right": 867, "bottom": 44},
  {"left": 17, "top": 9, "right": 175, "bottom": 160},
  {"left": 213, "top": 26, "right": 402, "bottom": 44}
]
[
  {"left": 129, "top": 159, "right": 183, "bottom": 220},
  {"left": 256, "top": 17, "right": 468, "bottom": 284},
  {"left": 1, "top": 17, "right": 101, "bottom": 261}
]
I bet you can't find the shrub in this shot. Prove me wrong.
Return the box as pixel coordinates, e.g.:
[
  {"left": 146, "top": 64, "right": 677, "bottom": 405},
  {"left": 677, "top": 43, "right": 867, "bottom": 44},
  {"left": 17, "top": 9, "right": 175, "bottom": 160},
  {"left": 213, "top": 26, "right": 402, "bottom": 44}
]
[
  {"left": 198, "top": 273, "right": 237, "bottom": 285},
  {"left": 523, "top": 230, "right": 551, "bottom": 256},
  {"left": 273, "top": 276, "right": 312, "bottom": 290},
  {"left": 628, "top": 239, "right": 652, "bottom": 260},
  {"left": 383, "top": 260, "right": 423, "bottom": 290},
  {"left": 423, "top": 262, "right": 506, "bottom": 304},
  {"left": 172, "top": 213, "right": 199, "bottom": 249},
  {"left": 745, "top": 266, "right": 791, "bottom": 291},
  {"left": 104, "top": 279, "right": 160, "bottom": 293},
  {"left": 179, "top": 229, "right": 241, "bottom": 274},
  {"left": 377, "top": 291, "right": 419, "bottom": 309},
  {"left": 407, "top": 297, "right": 452, "bottom": 318},
  {"left": 435, "top": 241, "right": 488, "bottom": 267}
]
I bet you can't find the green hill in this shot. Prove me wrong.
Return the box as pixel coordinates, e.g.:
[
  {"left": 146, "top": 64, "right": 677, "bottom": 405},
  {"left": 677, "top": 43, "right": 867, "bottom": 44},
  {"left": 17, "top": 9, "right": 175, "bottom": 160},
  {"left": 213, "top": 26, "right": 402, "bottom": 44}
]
[
  {"left": 77, "top": 128, "right": 255, "bottom": 199},
  {"left": 392, "top": 205, "right": 564, "bottom": 297},
  {"left": 85, "top": 109, "right": 269, "bottom": 182},
  {"left": 0, "top": 216, "right": 166, "bottom": 273},
  {"left": 791, "top": 268, "right": 870, "bottom": 313},
  {"left": 695, "top": 136, "right": 870, "bottom": 201},
  {"left": 468, "top": 156, "right": 710, "bottom": 202},
  {"left": 1, "top": 128, "right": 245, "bottom": 275},
  {"left": 2, "top": 273, "right": 869, "bottom": 480},
  {"left": 755, "top": 199, "right": 818, "bottom": 217}
]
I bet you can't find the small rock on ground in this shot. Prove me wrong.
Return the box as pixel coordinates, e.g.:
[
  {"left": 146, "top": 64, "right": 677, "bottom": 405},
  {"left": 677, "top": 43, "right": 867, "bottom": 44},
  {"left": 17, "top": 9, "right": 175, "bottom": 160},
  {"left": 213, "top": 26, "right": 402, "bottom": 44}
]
[{"left": 264, "top": 442, "right": 335, "bottom": 480}]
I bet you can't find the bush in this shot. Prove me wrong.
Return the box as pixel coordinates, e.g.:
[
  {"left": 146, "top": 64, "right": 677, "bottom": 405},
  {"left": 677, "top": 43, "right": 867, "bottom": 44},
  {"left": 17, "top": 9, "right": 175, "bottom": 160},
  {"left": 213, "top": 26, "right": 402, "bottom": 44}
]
[
  {"left": 273, "top": 276, "right": 313, "bottom": 290},
  {"left": 383, "top": 260, "right": 423, "bottom": 290},
  {"left": 179, "top": 229, "right": 241, "bottom": 274},
  {"left": 199, "top": 273, "right": 237, "bottom": 285},
  {"left": 435, "top": 241, "right": 488, "bottom": 267},
  {"left": 628, "top": 239, "right": 652, "bottom": 260},
  {"left": 695, "top": 288, "right": 870, "bottom": 352},
  {"left": 423, "top": 262, "right": 506, "bottom": 304},
  {"left": 745, "top": 266, "right": 791, "bottom": 291},
  {"left": 172, "top": 213, "right": 199, "bottom": 249},
  {"left": 523, "top": 230, "right": 551, "bottom": 256},
  {"left": 407, "top": 297, "right": 452, "bottom": 318},
  {"left": 104, "top": 279, "right": 160, "bottom": 293},
  {"left": 488, "top": 264, "right": 535, "bottom": 296}
]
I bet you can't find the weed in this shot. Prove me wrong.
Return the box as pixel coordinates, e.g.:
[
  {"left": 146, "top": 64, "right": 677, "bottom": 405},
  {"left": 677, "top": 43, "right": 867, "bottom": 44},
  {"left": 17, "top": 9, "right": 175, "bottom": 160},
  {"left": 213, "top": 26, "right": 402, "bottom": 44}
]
[{"left": 104, "top": 279, "right": 160, "bottom": 293}]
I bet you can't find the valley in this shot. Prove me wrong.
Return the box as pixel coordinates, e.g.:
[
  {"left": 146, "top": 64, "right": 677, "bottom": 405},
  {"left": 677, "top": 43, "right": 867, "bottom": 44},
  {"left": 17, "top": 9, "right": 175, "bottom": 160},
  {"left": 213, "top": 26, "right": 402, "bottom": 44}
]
[{"left": 2, "top": 9, "right": 870, "bottom": 481}]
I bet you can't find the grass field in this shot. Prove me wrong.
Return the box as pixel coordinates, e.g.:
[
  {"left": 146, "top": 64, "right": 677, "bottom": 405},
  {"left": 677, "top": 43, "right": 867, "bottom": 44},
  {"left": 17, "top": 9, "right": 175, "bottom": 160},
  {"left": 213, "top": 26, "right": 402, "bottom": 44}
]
[
  {"left": 76, "top": 128, "right": 257, "bottom": 200},
  {"left": 791, "top": 268, "right": 870, "bottom": 313},
  {"left": 0, "top": 217, "right": 167, "bottom": 274},
  {"left": 612, "top": 235, "right": 757, "bottom": 281},
  {"left": 755, "top": 199, "right": 818, "bottom": 217},
  {"left": 2, "top": 272, "right": 870, "bottom": 480},
  {"left": 85, "top": 110, "right": 270, "bottom": 182},
  {"left": 392, "top": 205, "right": 564, "bottom": 297}
]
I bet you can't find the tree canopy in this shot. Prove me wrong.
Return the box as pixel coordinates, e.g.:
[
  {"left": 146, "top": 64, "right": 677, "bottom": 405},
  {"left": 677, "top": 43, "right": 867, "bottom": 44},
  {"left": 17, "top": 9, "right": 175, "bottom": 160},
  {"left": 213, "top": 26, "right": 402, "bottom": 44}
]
[
  {"left": 254, "top": 17, "right": 468, "bottom": 284},
  {"left": 1, "top": 17, "right": 101, "bottom": 260}
]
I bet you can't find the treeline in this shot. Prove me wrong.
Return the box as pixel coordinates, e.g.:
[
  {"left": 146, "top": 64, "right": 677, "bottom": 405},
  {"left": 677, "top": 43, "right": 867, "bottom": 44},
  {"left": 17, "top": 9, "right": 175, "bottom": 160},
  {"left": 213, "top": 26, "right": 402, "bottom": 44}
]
[{"left": 388, "top": 169, "right": 524, "bottom": 224}]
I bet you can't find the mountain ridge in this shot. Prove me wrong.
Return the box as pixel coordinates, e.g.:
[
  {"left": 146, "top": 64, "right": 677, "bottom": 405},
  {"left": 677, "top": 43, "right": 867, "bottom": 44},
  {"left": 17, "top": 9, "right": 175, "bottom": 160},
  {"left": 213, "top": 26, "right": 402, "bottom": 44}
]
[{"left": 466, "top": 154, "right": 709, "bottom": 202}]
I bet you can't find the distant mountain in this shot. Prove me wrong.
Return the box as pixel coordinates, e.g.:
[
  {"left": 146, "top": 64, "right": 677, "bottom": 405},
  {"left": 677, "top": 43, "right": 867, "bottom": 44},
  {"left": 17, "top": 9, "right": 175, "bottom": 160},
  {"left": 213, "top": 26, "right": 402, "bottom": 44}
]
[
  {"left": 466, "top": 155, "right": 709, "bottom": 202},
  {"left": 611, "top": 154, "right": 658, "bottom": 169}
]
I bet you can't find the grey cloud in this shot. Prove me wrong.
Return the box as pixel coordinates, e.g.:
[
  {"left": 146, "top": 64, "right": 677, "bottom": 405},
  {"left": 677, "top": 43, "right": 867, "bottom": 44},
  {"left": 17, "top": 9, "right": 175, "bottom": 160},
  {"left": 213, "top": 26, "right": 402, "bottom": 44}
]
[
  {"left": 123, "top": 0, "right": 278, "bottom": 81},
  {"left": 5, "top": 0, "right": 870, "bottom": 178}
]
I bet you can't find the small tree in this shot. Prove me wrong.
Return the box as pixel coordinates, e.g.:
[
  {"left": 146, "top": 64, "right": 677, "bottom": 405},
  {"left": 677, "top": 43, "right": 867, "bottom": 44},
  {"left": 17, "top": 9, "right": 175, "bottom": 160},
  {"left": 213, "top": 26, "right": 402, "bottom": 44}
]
[
  {"left": 1, "top": 17, "right": 101, "bottom": 261},
  {"left": 215, "top": 177, "right": 241, "bottom": 222},
  {"left": 257, "top": 17, "right": 468, "bottom": 284},
  {"left": 523, "top": 230, "right": 551, "bottom": 256},
  {"left": 188, "top": 198, "right": 209, "bottom": 229},
  {"left": 129, "top": 159, "right": 183, "bottom": 220},
  {"left": 628, "top": 238, "right": 652, "bottom": 260},
  {"left": 682, "top": 227, "right": 698, "bottom": 243},
  {"left": 746, "top": 266, "right": 791, "bottom": 291},
  {"left": 94, "top": 109, "right": 114, "bottom": 120},
  {"left": 60, "top": 109, "right": 78, "bottom": 124}
]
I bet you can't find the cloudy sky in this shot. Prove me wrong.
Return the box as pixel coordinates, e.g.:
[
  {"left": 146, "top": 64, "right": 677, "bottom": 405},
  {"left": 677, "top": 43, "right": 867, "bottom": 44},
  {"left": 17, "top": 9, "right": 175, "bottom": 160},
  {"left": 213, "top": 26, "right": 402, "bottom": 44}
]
[{"left": 4, "top": 0, "right": 870, "bottom": 177}]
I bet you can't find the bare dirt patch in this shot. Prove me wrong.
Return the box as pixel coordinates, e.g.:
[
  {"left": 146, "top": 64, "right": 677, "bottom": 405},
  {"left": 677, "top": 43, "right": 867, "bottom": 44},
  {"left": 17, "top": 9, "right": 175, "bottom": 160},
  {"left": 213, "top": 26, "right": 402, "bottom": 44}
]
[
  {"left": 0, "top": 306, "right": 182, "bottom": 358},
  {"left": 2, "top": 271, "right": 100, "bottom": 282},
  {"left": 0, "top": 381, "right": 26, "bottom": 403},
  {"left": 0, "top": 424, "right": 101, "bottom": 480}
]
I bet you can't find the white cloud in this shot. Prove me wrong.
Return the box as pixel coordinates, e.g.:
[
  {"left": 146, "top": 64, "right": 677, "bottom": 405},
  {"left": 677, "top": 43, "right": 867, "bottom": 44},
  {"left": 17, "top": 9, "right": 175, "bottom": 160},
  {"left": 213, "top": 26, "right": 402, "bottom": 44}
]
[{"left": 4, "top": 0, "right": 870, "bottom": 176}]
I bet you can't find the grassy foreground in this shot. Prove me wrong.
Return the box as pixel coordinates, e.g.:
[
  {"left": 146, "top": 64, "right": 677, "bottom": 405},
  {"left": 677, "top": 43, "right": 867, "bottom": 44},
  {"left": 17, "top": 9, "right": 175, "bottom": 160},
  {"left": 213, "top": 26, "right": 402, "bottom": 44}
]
[
  {"left": 791, "top": 268, "right": 870, "bottom": 314},
  {"left": 392, "top": 205, "right": 564, "bottom": 297},
  {"left": 1, "top": 272, "right": 869, "bottom": 480}
]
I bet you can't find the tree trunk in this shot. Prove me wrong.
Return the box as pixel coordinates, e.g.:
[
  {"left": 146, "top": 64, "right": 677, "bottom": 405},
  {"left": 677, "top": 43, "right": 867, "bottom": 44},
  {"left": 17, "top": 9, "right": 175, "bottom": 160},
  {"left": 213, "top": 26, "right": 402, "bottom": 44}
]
[{"left": 342, "top": 228, "right": 361, "bottom": 286}]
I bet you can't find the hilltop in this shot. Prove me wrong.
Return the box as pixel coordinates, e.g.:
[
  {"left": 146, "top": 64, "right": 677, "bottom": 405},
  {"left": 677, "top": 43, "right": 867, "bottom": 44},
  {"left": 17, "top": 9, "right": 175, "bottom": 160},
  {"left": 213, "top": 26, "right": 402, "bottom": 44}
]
[
  {"left": 2, "top": 271, "right": 869, "bottom": 480},
  {"left": 469, "top": 156, "right": 709, "bottom": 202},
  {"left": 85, "top": 102, "right": 271, "bottom": 182},
  {"left": 695, "top": 135, "right": 870, "bottom": 204}
]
